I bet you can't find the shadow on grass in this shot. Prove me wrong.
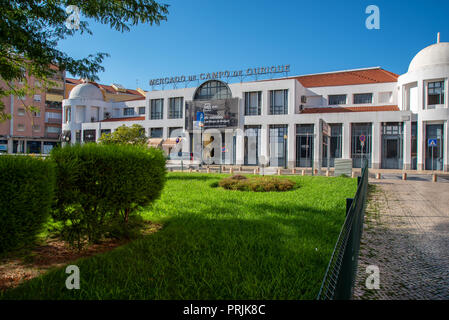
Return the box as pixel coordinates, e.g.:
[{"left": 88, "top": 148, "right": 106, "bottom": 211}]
[{"left": 0, "top": 205, "right": 343, "bottom": 300}]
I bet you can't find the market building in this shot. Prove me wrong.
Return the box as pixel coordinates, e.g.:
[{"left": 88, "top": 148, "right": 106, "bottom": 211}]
[{"left": 61, "top": 39, "right": 449, "bottom": 172}]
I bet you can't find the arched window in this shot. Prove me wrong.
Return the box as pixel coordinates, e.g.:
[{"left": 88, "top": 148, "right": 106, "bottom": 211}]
[{"left": 193, "top": 80, "right": 232, "bottom": 101}]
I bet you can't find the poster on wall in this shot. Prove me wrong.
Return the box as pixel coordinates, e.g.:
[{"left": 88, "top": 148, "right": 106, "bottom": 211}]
[{"left": 185, "top": 98, "right": 240, "bottom": 130}]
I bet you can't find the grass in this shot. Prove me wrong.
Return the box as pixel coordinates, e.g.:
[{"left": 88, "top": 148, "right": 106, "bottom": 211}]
[{"left": 0, "top": 173, "right": 356, "bottom": 300}]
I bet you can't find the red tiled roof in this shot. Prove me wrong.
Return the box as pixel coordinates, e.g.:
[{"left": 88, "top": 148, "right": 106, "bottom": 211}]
[
  {"left": 65, "top": 78, "right": 145, "bottom": 97},
  {"left": 291, "top": 68, "right": 399, "bottom": 88},
  {"left": 300, "top": 105, "right": 399, "bottom": 114},
  {"left": 101, "top": 116, "right": 145, "bottom": 122}
]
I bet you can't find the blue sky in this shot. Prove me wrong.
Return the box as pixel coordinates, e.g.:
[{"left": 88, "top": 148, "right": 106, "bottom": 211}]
[{"left": 58, "top": 0, "right": 449, "bottom": 90}]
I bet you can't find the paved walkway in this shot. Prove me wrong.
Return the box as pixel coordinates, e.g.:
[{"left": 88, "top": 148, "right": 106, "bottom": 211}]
[{"left": 353, "top": 178, "right": 449, "bottom": 300}]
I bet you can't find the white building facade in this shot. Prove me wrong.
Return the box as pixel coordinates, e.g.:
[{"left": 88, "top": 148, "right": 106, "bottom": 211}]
[{"left": 62, "top": 41, "right": 449, "bottom": 172}]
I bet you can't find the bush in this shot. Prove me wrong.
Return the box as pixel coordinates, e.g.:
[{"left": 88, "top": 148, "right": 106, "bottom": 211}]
[
  {"left": 0, "top": 155, "right": 55, "bottom": 254},
  {"left": 218, "top": 175, "right": 296, "bottom": 192},
  {"left": 50, "top": 144, "right": 166, "bottom": 248}
]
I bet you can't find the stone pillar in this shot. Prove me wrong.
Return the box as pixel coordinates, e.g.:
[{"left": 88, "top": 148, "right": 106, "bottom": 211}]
[
  {"left": 7, "top": 139, "right": 13, "bottom": 154},
  {"left": 417, "top": 120, "right": 425, "bottom": 170},
  {"left": 235, "top": 128, "right": 244, "bottom": 166},
  {"left": 260, "top": 124, "right": 269, "bottom": 166},
  {"left": 444, "top": 120, "right": 449, "bottom": 172},
  {"left": 287, "top": 123, "right": 295, "bottom": 168},
  {"left": 403, "top": 120, "right": 412, "bottom": 170},
  {"left": 313, "top": 120, "right": 321, "bottom": 170},
  {"left": 163, "top": 98, "right": 169, "bottom": 120},
  {"left": 71, "top": 130, "right": 76, "bottom": 144},
  {"left": 342, "top": 122, "right": 351, "bottom": 159},
  {"left": 262, "top": 91, "right": 269, "bottom": 116},
  {"left": 372, "top": 121, "right": 381, "bottom": 169}
]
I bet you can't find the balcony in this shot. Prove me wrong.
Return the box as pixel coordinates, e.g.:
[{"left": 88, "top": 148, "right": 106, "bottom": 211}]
[
  {"left": 45, "top": 101, "right": 62, "bottom": 110},
  {"left": 45, "top": 118, "right": 62, "bottom": 124},
  {"left": 45, "top": 132, "right": 61, "bottom": 139}
]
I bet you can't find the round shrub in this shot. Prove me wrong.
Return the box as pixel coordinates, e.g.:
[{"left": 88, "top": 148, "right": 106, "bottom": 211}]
[
  {"left": 50, "top": 144, "right": 166, "bottom": 248},
  {"left": 218, "top": 175, "right": 295, "bottom": 192},
  {"left": 0, "top": 155, "right": 55, "bottom": 254}
]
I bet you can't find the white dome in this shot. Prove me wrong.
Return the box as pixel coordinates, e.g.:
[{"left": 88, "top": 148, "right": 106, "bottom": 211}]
[
  {"left": 68, "top": 83, "right": 104, "bottom": 100},
  {"left": 408, "top": 42, "right": 449, "bottom": 72}
]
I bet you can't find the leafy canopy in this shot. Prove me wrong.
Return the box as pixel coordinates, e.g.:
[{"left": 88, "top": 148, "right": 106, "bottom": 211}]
[
  {"left": 99, "top": 124, "right": 148, "bottom": 146},
  {"left": 0, "top": 0, "right": 169, "bottom": 120}
]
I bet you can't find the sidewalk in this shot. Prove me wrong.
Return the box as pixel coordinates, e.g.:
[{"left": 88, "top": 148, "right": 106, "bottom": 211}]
[{"left": 353, "top": 178, "right": 449, "bottom": 299}]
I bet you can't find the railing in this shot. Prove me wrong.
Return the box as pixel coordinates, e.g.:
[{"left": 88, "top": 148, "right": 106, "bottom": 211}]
[{"left": 317, "top": 159, "right": 369, "bottom": 300}]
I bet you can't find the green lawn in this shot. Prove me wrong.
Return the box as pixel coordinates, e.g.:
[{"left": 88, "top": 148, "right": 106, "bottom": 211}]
[{"left": 1, "top": 173, "right": 356, "bottom": 300}]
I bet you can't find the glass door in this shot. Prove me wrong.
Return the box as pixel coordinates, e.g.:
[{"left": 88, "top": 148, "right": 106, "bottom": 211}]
[
  {"left": 381, "top": 123, "right": 403, "bottom": 169},
  {"left": 426, "top": 124, "right": 444, "bottom": 171},
  {"left": 244, "top": 125, "right": 261, "bottom": 165},
  {"left": 351, "top": 123, "right": 372, "bottom": 168},
  {"left": 270, "top": 125, "right": 288, "bottom": 167},
  {"left": 296, "top": 124, "right": 314, "bottom": 167}
]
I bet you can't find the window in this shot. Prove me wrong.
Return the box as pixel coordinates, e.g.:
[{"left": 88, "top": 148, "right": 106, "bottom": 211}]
[
  {"left": 270, "top": 89, "right": 288, "bottom": 115},
  {"left": 322, "top": 124, "right": 343, "bottom": 167},
  {"left": 17, "top": 124, "right": 25, "bottom": 131},
  {"left": 100, "top": 129, "right": 111, "bottom": 136},
  {"left": 33, "top": 94, "right": 41, "bottom": 102},
  {"left": 66, "top": 106, "right": 71, "bottom": 123},
  {"left": 46, "top": 101, "right": 62, "bottom": 109},
  {"left": 150, "top": 127, "right": 163, "bottom": 138},
  {"left": 354, "top": 93, "right": 373, "bottom": 104},
  {"left": 169, "top": 127, "right": 183, "bottom": 138},
  {"left": 328, "top": 94, "right": 347, "bottom": 105},
  {"left": 379, "top": 92, "right": 393, "bottom": 104},
  {"left": 194, "top": 80, "right": 231, "bottom": 100},
  {"left": 33, "top": 111, "right": 41, "bottom": 117},
  {"left": 18, "top": 95, "right": 26, "bottom": 101},
  {"left": 138, "top": 106, "right": 146, "bottom": 115},
  {"left": 17, "top": 108, "right": 25, "bottom": 116},
  {"left": 428, "top": 81, "right": 445, "bottom": 105},
  {"left": 169, "top": 97, "right": 183, "bottom": 119},
  {"left": 45, "top": 112, "right": 61, "bottom": 121},
  {"left": 244, "top": 91, "right": 261, "bottom": 115},
  {"left": 151, "top": 99, "right": 164, "bottom": 119},
  {"left": 46, "top": 126, "right": 61, "bottom": 134},
  {"left": 124, "top": 108, "right": 135, "bottom": 116},
  {"left": 32, "top": 125, "right": 40, "bottom": 132}
]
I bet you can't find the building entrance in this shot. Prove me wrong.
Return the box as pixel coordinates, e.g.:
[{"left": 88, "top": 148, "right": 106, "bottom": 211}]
[
  {"left": 425, "top": 124, "right": 444, "bottom": 171},
  {"left": 381, "top": 123, "right": 403, "bottom": 169},
  {"left": 296, "top": 124, "right": 314, "bottom": 167}
]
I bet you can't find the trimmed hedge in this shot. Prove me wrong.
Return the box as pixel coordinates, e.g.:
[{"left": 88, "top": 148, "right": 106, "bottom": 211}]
[
  {"left": 0, "top": 155, "right": 55, "bottom": 254},
  {"left": 50, "top": 144, "right": 166, "bottom": 248},
  {"left": 219, "top": 175, "right": 296, "bottom": 192}
]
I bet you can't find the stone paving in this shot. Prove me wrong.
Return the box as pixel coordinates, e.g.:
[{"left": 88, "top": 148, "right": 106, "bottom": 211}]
[{"left": 353, "top": 178, "right": 449, "bottom": 300}]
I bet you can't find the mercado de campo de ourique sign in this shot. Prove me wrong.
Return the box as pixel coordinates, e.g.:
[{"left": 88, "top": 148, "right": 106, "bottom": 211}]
[{"left": 149, "top": 64, "right": 291, "bottom": 86}]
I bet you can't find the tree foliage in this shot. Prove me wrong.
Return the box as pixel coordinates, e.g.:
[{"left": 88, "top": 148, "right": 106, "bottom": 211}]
[
  {"left": 99, "top": 124, "right": 148, "bottom": 146},
  {"left": 0, "top": 0, "right": 169, "bottom": 120}
]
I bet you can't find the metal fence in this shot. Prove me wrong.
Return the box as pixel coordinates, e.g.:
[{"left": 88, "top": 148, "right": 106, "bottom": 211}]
[{"left": 317, "top": 159, "right": 369, "bottom": 300}]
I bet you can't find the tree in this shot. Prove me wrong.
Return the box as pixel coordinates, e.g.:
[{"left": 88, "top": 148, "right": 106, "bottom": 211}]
[
  {"left": 99, "top": 124, "right": 148, "bottom": 146},
  {"left": 0, "top": 1, "right": 169, "bottom": 120}
]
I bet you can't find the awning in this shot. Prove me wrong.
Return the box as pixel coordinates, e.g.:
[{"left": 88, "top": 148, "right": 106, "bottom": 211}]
[
  {"left": 46, "top": 93, "right": 63, "bottom": 102},
  {"left": 162, "top": 138, "right": 179, "bottom": 147},
  {"left": 148, "top": 138, "right": 163, "bottom": 147}
]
